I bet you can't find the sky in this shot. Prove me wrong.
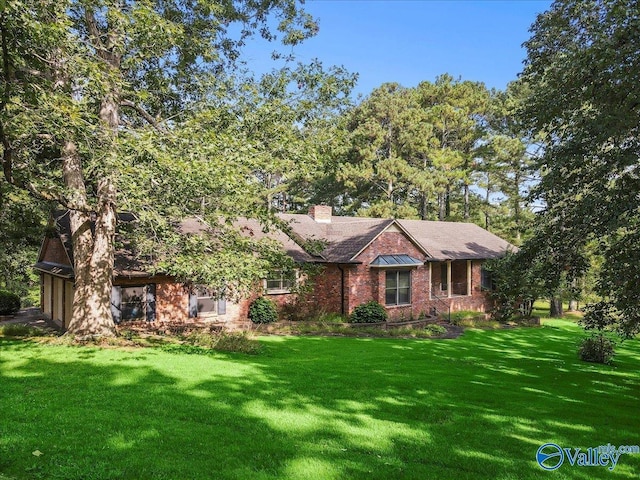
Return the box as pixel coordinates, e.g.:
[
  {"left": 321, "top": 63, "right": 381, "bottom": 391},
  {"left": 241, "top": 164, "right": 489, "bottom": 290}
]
[{"left": 242, "top": 0, "right": 553, "bottom": 96}]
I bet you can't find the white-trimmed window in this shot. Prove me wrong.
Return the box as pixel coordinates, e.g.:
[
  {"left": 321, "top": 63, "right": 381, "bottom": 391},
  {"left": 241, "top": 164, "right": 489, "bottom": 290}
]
[
  {"left": 189, "top": 287, "right": 226, "bottom": 318},
  {"left": 111, "top": 284, "right": 156, "bottom": 323},
  {"left": 385, "top": 270, "right": 411, "bottom": 306},
  {"left": 265, "top": 270, "right": 296, "bottom": 294}
]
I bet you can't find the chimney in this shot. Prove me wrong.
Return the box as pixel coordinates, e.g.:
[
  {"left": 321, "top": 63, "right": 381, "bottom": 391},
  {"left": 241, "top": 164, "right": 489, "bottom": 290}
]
[{"left": 308, "top": 205, "right": 332, "bottom": 223}]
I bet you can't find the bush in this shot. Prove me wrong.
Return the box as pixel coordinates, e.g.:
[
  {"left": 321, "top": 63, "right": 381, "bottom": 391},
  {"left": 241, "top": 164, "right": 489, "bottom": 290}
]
[
  {"left": 350, "top": 301, "right": 387, "bottom": 324},
  {"left": 0, "top": 323, "right": 45, "bottom": 337},
  {"left": 0, "top": 290, "right": 20, "bottom": 315},
  {"left": 424, "top": 324, "right": 447, "bottom": 336},
  {"left": 172, "top": 330, "right": 263, "bottom": 355},
  {"left": 248, "top": 297, "right": 278, "bottom": 324},
  {"left": 578, "top": 334, "right": 615, "bottom": 364}
]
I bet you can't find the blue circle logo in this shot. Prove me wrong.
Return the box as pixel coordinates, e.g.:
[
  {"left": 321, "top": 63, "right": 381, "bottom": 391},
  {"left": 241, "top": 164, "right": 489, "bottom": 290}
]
[{"left": 537, "top": 443, "right": 564, "bottom": 471}]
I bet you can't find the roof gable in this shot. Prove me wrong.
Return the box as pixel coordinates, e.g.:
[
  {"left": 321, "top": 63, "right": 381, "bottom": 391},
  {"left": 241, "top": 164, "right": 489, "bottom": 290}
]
[{"left": 279, "top": 213, "right": 514, "bottom": 263}]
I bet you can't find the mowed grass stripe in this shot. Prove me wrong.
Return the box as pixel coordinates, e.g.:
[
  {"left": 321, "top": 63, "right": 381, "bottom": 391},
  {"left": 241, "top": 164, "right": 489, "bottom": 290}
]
[{"left": 0, "top": 320, "right": 639, "bottom": 479}]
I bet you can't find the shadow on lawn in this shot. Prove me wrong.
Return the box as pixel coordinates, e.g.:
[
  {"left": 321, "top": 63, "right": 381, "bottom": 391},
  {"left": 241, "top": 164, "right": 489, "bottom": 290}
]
[{"left": 1, "top": 328, "right": 639, "bottom": 480}]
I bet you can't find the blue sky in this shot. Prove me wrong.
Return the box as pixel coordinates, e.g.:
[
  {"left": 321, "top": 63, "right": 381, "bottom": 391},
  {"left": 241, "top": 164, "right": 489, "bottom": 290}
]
[{"left": 243, "top": 0, "right": 553, "bottom": 96}]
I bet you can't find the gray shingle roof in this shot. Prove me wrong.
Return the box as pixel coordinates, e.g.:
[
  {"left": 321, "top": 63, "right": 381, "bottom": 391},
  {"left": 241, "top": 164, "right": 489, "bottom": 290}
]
[
  {"left": 278, "top": 213, "right": 514, "bottom": 262},
  {"left": 279, "top": 214, "right": 395, "bottom": 263},
  {"left": 46, "top": 210, "right": 514, "bottom": 280},
  {"left": 397, "top": 219, "right": 514, "bottom": 261}
]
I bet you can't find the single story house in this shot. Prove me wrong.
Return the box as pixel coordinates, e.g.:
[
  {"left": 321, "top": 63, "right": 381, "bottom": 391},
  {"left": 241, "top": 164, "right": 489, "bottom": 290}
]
[{"left": 35, "top": 206, "right": 513, "bottom": 329}]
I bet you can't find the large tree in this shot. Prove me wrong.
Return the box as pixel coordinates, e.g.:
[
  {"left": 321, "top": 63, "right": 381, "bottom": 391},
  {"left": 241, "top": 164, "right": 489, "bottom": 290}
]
[
  {"left": 0, "top": 0, "right": 319, "bottom": 336},
  {"left": 521, "top": 0, "right": 640, "bottom": 333}
]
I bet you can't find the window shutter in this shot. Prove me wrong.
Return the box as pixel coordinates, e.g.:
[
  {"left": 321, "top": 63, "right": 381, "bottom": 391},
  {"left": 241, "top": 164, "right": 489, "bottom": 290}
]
[
  {"left": 217, "top": 298, "right": 227, "bottom": 315},
  {"left": 189, "top": 293, "right": 198, "bottom": 318},
  {"left": 111, "top": 286, "right": 122, "bottom": 323},
  {"left": 146, "top": 284, "right": 156, "bottom": 322}
]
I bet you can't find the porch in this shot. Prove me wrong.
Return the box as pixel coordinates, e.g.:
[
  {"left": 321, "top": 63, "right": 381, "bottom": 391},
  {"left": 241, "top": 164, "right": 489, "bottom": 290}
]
[{"left": 429, "top": 260, "right": 473, "bottom": 298}]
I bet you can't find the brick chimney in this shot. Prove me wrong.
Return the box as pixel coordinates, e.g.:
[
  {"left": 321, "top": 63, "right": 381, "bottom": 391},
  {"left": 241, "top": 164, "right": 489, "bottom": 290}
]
[{"left": 308, "top": 205, "right": 332, "bottom": 223}]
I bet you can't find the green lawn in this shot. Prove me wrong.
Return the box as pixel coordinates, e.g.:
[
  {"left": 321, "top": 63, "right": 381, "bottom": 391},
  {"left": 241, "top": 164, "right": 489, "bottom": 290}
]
[{"left": 1, "top": 320, "right": 640, "bottom": 479}]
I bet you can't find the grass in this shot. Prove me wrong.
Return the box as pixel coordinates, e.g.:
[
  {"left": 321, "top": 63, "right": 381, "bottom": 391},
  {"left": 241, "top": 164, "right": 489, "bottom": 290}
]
[
  {"left": 256, "top": 321, "right": 449, "bottom": 338},
  {"left": 532, "top": 300, "right": 585, "bottom": 321},
  {"left": 1, "top": 320, "right": 640, "bottom": 479}
]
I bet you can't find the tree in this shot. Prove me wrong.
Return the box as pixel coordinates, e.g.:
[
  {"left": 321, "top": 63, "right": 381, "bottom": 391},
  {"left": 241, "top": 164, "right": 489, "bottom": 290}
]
[
  {"left": 336, "top": 82, "right": 426, "bottom": 218},
  {"left": 0, "top": 184, "right": 48, "bottom": 299},
  {"left": 0, "top": 0, "right": 319, "bottom": 336},
  {"left": 480, "top": 82, "right": 538, "bottom": 244},
  {"left": 520, "top": 0, "right": 640, "bottom": 333},
  {"left": 415, "top": 75, "right": 489, "bottom": 221},
  {"left": 330, "top": 76, "right": 492, "bottom": 221}
]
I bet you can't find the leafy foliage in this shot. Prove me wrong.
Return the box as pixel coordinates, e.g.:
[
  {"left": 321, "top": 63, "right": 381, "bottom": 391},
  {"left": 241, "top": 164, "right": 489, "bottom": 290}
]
[
  {"left": 350, "top": 301, "right": 387, "bottom": 324},
  {"left": 578, "top": 334, "right": 616, "bottom": 365},
  {"left": 0, "top": 0, "right": 343, "bottom": 334},
  {"left": 248, "top": 297, "right": 279, "bottom": 324},
  {"left": 0, "top": 185, "right": 48, "bottom": 298},
  {"left": 484, "top": 252, "right": 545, "bottom": 322},
  {"left": 520, "top": 0, "right": 640, "bottom": 335},
  {"left": 0, "top": 290, "right": 21, "bottom": 315}
]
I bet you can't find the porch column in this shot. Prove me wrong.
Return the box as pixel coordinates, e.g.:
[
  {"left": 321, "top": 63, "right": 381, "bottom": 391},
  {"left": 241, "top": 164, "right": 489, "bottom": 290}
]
[
  {"left": 467, "top": 260, "right": 472, "bottom": 296},
  {"left": 447, "top": 261, "right": 452, "bottom": 299},
  {"left": 428, "top": 262, "right": 432, "bottom": 299}
]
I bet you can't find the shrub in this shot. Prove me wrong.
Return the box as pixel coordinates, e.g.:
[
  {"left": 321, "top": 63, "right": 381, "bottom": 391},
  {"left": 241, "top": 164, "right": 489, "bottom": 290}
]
[
  {"left": 424, "top": 324, "right": 447, "bottom": 336},
  {"left": 350, "top": 301, "right": 387, "bottom": 324},
  {"left": 578, "top": 334, "right": 615, "bottom": 364},
  {"left": 248, "top": 297, "right": 278, "bottom": 324},
  {"left": 0, "top": 323, "right": 44, "bottom": 337},
  {"left": 178, "top": 330, "right": 262, "bottom": 355},
  {"left": 315, "top": 312, "right": 348, "bottom": 324},
  {"left": 0, "top": 290, "right": 20, "bottom": 315}
]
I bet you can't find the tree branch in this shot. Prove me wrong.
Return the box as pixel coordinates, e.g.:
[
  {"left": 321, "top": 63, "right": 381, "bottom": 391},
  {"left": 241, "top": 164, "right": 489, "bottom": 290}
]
[
  {"left": 120, "top": 100, "right": 168, "bottom": 133},
  {"left": 83, "top": 8, "right": 105, "bottom": 53}
]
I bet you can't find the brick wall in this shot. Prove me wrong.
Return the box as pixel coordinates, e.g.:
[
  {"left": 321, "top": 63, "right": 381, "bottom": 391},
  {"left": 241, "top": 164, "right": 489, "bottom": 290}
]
[
  {"left": 347, "top": 231, "right": 431, "bottom": 320},
  {"left": 300, "top": 235, "right": 493, "bottom": 321},
  {"left": 305, "top": 264, "right": 344, "bottom": 314},
  {"left": 155, "top": 279, "right": 189, "bottom": 323}
]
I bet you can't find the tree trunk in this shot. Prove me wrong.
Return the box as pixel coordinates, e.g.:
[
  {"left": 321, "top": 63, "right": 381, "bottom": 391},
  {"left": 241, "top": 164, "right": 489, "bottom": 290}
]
[
  {"left": 63, "top": 141, "right": 117, "bottom": 337},
  {"left": 419, "top": 192, "right": 427, "bottom": 220},
  {"left": 484, "top": 172, "right": 491, "bottom": 230},
  {"left": 550, "top": 297, "right": 564, "bottom": 318},
  {"left": 438, "top": 192, "right": 446, "bottom": 221},
  {"left": 514, "top": 172, "right": 522, "bottom": 243},
  {"left": 64, "top": 11, "right": 121, "bottom": 336},
  {"left": 463, "top": 182, "right": 470, "bottom": 220},
  {"left": 568, "top": 299, "right": 578, "bottom": 311},
  {"left": 445, "top": 184, "right": 451, "bottom": 218}
]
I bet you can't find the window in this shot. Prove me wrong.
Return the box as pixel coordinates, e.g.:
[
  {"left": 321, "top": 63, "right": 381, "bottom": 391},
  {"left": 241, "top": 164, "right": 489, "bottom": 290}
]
[
  {"left": 266, "top": 270, "right": 295, "bottom": 294},
  {"left": 385, "top": 270, "right": 411, "bottom": 305},
  {"left": 481, "top": 267, "right": 494, "bottom": 291},
  {"left": 111, "top": 284, "right": 156, "bottom": 323},
  {"left": 189, "top": 287, "right": 226, "bottom": 318}
]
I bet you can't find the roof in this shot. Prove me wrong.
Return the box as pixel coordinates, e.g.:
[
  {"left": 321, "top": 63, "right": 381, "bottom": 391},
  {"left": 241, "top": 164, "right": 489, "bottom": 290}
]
[
  {"left": 179, "top": 217, "right": 315, "bottom": 263},
  {"left": 397, "top": 219, "right": 514, "bottom": 261},
  {"left": 40, "top": 211, "right": 316, "bottom": 280},
  {"left": 43, "top": 210, "right": 151, "bottom": 278},
  {"left": 40, "top": 210, "right": 513, "bottom": 281},
  {"left": 278, "top": 213, "right": 514, "bottom": 262},
  {"left": 279, "top": 213, "right": 395, "bottom": 263}
]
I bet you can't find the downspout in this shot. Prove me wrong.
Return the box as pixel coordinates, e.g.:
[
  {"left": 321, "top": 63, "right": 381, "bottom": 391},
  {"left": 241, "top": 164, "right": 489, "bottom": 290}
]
[{"left": 337, "top": 264, "right": 345, "bottom": 315}]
